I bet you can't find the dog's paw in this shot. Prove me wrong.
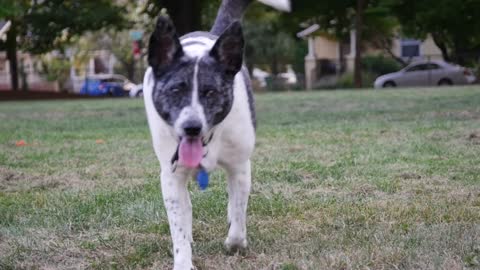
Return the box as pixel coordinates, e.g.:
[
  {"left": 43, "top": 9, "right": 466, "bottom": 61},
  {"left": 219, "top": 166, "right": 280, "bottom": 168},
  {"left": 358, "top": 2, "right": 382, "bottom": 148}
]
[
  {"left": 224, "top": 237, "right": 247, "bottom": 255},
  {"left": 174, "top": 260, "right": 195, "bottom": 270}
]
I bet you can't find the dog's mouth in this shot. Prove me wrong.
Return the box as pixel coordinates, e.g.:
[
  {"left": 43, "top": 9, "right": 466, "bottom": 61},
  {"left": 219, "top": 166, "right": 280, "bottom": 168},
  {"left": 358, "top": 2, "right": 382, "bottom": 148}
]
[
  {"left": 178, "top": 136, "right": 203, "bottom": 168},
  {"left": 176, "top": 131, "right": 213, "bottom": 169}
]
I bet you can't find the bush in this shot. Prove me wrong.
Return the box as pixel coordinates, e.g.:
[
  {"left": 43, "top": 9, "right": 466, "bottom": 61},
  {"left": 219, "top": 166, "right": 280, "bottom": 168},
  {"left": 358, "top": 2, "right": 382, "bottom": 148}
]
[
  {"left": 362, "top": 55, "right": 402, "bottom": 75},
  {"left": 38, "top": 56, "right": 71, "bottom": 90},
  {"left": 336, "top": 72, "right": 377, "bottom": 89},
  {"left": 334, "top": 55, "right": 402, "bottom": 89}
]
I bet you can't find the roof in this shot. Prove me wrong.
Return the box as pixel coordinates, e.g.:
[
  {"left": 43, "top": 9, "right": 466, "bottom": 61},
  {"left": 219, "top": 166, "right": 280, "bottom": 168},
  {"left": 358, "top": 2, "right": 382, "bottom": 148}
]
[
  {"left": 296, "top": 24, "right": 320, "bottom": 38},
  {"left": 0, "top": 20, "right": 12, "bottom": 40}
]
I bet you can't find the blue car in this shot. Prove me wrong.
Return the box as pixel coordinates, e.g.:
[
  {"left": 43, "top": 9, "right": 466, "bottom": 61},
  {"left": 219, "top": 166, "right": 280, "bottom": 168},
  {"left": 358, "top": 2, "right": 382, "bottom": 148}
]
[{"left": 80, "top": 75, "right": 135, "bottom": 97}]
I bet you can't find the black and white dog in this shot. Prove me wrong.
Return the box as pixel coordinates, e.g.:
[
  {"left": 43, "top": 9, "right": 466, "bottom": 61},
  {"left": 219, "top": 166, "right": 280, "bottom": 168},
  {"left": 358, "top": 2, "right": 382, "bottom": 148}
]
[{"left": 143, "top": 0, "right": 289, "bottom": 269}]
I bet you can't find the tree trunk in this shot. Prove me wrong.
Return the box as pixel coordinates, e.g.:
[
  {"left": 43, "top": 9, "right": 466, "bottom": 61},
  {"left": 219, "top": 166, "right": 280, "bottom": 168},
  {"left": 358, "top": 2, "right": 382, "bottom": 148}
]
[
  {"left": 432, "top": 33, "right": 451, "bottom": 62},
  {"left": 380, "top": 39, "right": 408, "bottom": 66},
  {"left": 19, "top": 57, "right": 29, "bottom": 91},
  {"left": 354, "top": 0, "right": 366, "bottom": 88},
  {"left": 338, "top": 42, "right": 344, "bottom": 73},
  {"left": 6, "top": 21, "right": 19, "bottom": 91},
  {"left": 128, "top": 60, "right": 135, "bottom": 82},
  {"left": 165, "top": 0, "right": 202, "bottom": 35}
]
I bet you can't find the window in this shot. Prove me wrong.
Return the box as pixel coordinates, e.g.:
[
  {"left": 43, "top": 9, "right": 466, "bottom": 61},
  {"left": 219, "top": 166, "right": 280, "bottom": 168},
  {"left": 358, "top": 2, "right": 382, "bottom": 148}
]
[
  {"left": 401, "top": 39, "right": 421, "bottom": 58},
  {"left": 425, "top": 63, "right": 441, "bottom": 70},
  {"left": 406, "top": 64, "right": 427, "bottom": 72}
]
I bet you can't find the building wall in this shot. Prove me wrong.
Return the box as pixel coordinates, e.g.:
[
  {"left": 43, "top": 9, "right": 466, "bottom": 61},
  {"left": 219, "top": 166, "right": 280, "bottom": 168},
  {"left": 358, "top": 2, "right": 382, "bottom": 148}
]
[
  {"left": 313, "top": 36, "right": 339, "bottom": 59},
  {"left": 0, "top": 52, "right": 58, "bottom": 91},
  {"left": 392, "top": 34, "right": 443, "bottom": 60},
  {"left": 421, "top": 35, "right": 443, "bottom": 60}
]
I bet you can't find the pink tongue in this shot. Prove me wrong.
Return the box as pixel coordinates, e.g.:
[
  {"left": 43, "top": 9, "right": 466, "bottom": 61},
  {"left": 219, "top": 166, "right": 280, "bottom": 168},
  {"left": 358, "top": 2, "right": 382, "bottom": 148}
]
[{"left": 178, "top": 137, "right": 203, "bottom": 168}]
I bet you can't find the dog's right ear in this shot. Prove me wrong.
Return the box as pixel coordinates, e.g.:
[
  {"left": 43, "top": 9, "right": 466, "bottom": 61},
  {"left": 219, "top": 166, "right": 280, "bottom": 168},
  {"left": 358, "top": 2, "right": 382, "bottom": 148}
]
[
  {"left": 210, "top": 21, "right": 244, "bottom": 76},
  {"left": 148, "top": 16, "right": 184, "bottom": 76}
]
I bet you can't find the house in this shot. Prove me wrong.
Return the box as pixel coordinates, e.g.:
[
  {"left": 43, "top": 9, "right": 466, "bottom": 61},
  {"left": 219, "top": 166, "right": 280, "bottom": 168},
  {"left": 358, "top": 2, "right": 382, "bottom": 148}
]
[
  {"left": 298, "top": 25, "right": 444, "bottom": 89},
  {"left": 1, "top": 20, "right": 124, "bottom": 92},
  {"left": 1, "top": 20, "right": 59, "bottom": 91},
  {"left": 0, "top": 48, "right": 118, "bottom": 92},
  {"left": 0, "top": 51, "right": 60, "bottom": 91},
  {"left": 0, "top": 21, "right": 11, "bottom": 41}
]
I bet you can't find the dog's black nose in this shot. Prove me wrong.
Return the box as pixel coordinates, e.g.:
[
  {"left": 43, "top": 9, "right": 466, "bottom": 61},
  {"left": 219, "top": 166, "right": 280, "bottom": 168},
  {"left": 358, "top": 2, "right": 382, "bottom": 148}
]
[{"left": 182, "top": 120, "right": 202, "bottom": 137}]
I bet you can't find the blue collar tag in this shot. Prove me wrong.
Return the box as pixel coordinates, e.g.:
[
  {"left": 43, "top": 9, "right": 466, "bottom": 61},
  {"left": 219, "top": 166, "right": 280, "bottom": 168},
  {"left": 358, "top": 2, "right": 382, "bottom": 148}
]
[{"left": 196, "top": 169, "right": 209, "bottom": 190}]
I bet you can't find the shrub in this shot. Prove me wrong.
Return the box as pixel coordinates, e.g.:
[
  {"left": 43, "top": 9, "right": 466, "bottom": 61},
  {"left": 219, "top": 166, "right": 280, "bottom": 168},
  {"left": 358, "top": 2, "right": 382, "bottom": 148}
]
[
  {"left": 334, "top": 55, "right": 402, "bottom": 89},
  {"left": 362, "top": 55, "right": 402, "bottom": 75},
  {"left": 336, "top": 71, "right": 377, "bottom": 89}
]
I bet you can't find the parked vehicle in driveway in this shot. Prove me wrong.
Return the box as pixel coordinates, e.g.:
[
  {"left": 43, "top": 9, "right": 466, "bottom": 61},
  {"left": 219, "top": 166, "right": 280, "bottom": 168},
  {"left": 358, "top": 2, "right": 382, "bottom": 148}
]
[
  {"left": 374, "top": 60, "right": 476, "bottom": 89},
  {"left": 80, "top": 74, "right": 136, "bottom": 97},
  {"left": 129, "top": 84, "right": 144, "bottom": 98}
]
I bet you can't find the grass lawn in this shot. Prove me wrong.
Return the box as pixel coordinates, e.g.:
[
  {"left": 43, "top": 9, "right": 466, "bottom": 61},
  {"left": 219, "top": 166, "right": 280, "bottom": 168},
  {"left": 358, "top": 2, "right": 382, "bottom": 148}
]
[{"left": 1, "top": 87, "right": 480, "bottom": 269}]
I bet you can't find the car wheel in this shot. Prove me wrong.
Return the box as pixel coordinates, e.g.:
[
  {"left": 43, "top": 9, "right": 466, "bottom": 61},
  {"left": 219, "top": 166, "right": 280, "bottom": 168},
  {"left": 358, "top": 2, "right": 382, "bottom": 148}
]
[
  {"left": 136, "top": 90, "right": 143, "bottom": 97},
  {"left": 383, "top": 81, "right": 396, "bottom": 88},
  {"left": 438, "top": 78, "right": 453, "bottom": 86}
]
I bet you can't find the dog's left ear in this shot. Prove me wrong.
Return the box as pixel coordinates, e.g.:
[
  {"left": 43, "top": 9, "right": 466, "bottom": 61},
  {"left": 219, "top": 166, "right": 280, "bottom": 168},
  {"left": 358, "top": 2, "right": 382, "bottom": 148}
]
[
  {"left": 210, "top": 21, "right": 245, "bottom": 76},
  {"left": 148, "top": 16, "right": 184, "bottom": 76}
]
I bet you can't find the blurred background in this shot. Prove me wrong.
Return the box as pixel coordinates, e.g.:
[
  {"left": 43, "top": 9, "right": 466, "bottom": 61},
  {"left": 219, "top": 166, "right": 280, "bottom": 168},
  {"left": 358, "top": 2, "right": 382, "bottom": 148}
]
[{"left": 0, "top": 0, "right": 479, "bottom": 96}]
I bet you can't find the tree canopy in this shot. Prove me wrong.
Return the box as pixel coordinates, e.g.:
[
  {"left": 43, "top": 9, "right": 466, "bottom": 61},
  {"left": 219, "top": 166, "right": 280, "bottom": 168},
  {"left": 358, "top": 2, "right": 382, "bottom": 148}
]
[
  {"left": 0, "top": 0, "right": 128, "bottom": 90},
  {"left": 2, "top": 0, "right": 480, "bottom": 91},
  {"left": 389, "top": 0, "right": 480, "bottom": 65}
]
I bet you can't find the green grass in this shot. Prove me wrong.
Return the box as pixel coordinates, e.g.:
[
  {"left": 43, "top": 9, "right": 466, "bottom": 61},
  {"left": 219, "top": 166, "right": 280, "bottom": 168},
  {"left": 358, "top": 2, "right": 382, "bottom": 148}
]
[{"left": 1, "top": 87, "right": 480, "bottom": 269}]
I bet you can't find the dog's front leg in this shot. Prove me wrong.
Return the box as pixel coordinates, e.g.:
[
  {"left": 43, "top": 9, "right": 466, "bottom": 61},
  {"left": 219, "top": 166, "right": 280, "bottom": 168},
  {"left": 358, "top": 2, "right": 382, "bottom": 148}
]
[
  {"left": 224, "top": 160, "right": 252, "bottom": 252},
  {"left": 161, "top": 169, "right": 194, "bottom": 270}
]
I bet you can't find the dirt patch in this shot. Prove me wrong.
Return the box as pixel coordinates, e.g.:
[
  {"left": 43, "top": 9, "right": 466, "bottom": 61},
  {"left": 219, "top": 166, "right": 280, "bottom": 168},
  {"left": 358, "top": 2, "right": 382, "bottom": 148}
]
[
  {"left": 468, "top": 131, "right": 480, "bottom": 144},
  {"left": 0, "top": 167, "right": 96, "bottom": 192},
  {"left": 432, "top": 110, "right": 480, "bottom": 120},
  {"left": 0, "top": 165, "right": 148, "bottom": 192},
  {"left": 398, "top": 172, "right": 422, "bottom": 180}
]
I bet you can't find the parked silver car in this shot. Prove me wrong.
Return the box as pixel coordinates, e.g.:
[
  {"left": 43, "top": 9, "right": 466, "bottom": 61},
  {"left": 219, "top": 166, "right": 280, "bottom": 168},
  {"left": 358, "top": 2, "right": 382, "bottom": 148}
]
[{"left": 374, "top": 60, "right": 476, "bottom": 89}]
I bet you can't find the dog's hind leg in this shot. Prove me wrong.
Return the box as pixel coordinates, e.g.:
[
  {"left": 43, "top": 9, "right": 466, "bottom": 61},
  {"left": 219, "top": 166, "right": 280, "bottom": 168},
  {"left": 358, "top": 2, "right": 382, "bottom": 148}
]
[
  {"left": 224, "top": 160, "right": 252, "bottom": 252},
  {"left": 161, "top": 169, "right": 194, "bottom": 270}
]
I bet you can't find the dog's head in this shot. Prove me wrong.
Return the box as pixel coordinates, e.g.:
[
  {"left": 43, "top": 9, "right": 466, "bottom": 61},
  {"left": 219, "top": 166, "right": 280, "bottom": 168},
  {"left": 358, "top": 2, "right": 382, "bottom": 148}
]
[{"left": 148, "top": 16, "right": 244, "bottom": 141}]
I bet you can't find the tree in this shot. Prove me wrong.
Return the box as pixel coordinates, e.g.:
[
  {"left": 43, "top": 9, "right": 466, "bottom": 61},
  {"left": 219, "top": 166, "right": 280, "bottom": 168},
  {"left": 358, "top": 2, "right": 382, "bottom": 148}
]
[
  {"left": 389, "top": 0, "right": 480, "bottom": 65},
  {"left": 75, "top": 30, "right": 143, "bottom": 82},
  {"left": 362, "top": 6, "right": 405, "bottom": 65},
  {"left": 142, "top": 0, "right": 206, "bottom": 35},
  {"left": 354, "top": 0, "right": 367, "bottom": 87},
  {"left": 244, "top": 21, "right": 296, "bottom": 74},
  {"left": 243, "top": 3, "right": 297, "bottom": 75},
  {"left": 1, "top": 0, "right": 28, "bottom": 91},
  {"left": 0, "top": 0, "right": 127, "bottom": 91}
]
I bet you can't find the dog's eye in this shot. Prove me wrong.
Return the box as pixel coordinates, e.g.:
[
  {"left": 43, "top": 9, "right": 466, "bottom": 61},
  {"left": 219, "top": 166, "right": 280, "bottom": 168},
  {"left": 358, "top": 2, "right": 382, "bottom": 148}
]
[
  {"left": 168, "top": 82, "right": 187, "bottom": 94},
  {"left": 204, "top": 89, "right": 217, "bottom": 97}
]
